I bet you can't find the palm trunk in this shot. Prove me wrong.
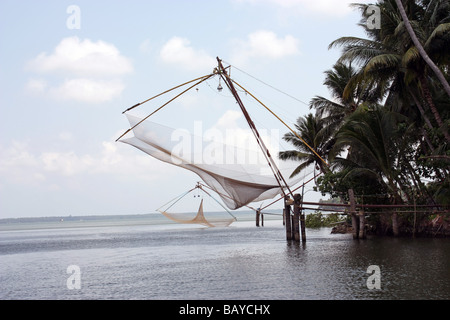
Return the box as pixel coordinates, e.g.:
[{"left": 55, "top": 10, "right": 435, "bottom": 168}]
[
  {"left": 419, "top": 75, "right": 450, "bottom": 143},
  {"left": 408, "top": 88, "right": 434, "bottom": 131},
  {"left": 421, "top": 127, "right": 435, "bottom": 153},
  {"left": 395, "top": 0, "right": 450, "bottom": 99}
]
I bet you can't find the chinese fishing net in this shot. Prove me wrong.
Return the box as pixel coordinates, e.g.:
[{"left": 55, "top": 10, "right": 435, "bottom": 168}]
[
  {"left": 120, "top": 114, "right": 302, "bottom": 211},
  {"left": 157, "top": 183, "right": 237, "bottom": 227}
]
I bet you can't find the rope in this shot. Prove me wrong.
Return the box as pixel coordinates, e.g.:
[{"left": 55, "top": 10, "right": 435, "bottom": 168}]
[
  {"left": 217, "top": 58, "right": 293, "bottom": 200},
  {"left": 259, "top": 171, "right": 322, "bottom": 211},
  {"left": 231, "top": 79, "right": 329, "bottom": 168},
  {"left": 156, "top": 186, "right": 197, "bottom": 212},
  {"left": 223, "top": 61, "right": 310, "bottom": 107},
  {"left": 198, "top": 185, "right": 237, "bottom": 220},
  {"left": 197, "top": 182, "right": 258, "bottom": 212},
  {"left": 121, "top": 74, "right": 213, "bottom": 114},
  {"left": 116, "top": 74, "right": 215, "bottom": 142}
]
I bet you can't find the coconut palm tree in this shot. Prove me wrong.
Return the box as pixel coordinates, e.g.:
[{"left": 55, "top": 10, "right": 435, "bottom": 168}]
[
  {"left": 329, "top": 0, "right": 450, "bottom": 142},
  {"left": 310, "top": 62, "right": 382, "bottom": 128},
  {"left": 279, "top": 113, "right": 332, "bottom": 178},
  {"left": 395, "top": 0, "right": 450, "bottom": 98},
  {"left": 330, "top": 107, "right": 413, "bottom": 204}
]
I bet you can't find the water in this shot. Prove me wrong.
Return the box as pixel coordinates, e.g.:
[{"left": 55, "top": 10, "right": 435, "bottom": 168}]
[{"left": 1, "top": 218, "right": 449, "bottom": 300}]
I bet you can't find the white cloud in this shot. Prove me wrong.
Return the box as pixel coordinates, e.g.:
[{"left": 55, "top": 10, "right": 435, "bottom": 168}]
[
  {"left": 0, "top": 141, "right": 38, "bottom": 169},
  {"left": 26, "top": 37, "right": 133, "bottom": 104},
  {"left": 28, "top": 37, "right": 133, "bottom": 77},
  {"left": 215, "top": 110, "right": 242, "bottom": 129},
  {"left": 0, "top": 141, "right": 42, "bottom": 185},
  {"left": 48, "top": 78, "right": 125, "bottom": 103},
  {"left": 0, "top": 137, "right": 176, "bottom": 189},
  {"left": 231, "top": 30, "right": 300, "bottom": 65},
  {"left": 160, "top": 37, "right": 216, "bottom": 72},
  {"left": 41, "top": 151, "right": 94, "bottom": 176}
]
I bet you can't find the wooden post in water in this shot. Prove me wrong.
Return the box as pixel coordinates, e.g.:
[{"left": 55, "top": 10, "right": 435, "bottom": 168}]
[
  {"left": 300, "top": 203, "right": 306, "bottom": 243},
  {"left": 256, "top": 209, "right": 260, "bottom": 227},
  {"left": 293, "top": 194, "right": 301, "bottom": 242},
  {"left": 285, "top": 195, "right": 292, "bottom": 240},
  {"left": 392, "top": 210, "right": 399, "bottom": 237},
  {"left": 359, "top": 211, "right": 366, "bottom": 239},
  {"left": 349, "top": 189, "right": 359, "bottom": 239},
  {"left": 261, "top": 212, "right": 264, "bottom": 227}
]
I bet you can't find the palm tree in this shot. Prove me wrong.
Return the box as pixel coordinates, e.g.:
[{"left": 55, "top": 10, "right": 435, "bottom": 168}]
[
  {"left": 330, "top": 107, "right": 413, "bottom": 204},
  {"left": 395, "top": 0, "right": 450, "bottom": 98},
  {"left": 310, "top": 62, "right": 382, "bottom": 128},
  {"left": 329, "top": 0, "right": 450, "bottom": 142},
  {"left": 279, "top": 113, "right": 332, "bottom": 178}
]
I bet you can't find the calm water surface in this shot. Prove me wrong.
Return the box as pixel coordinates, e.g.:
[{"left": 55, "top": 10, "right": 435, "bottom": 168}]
[{"left": 1, "top": 219, "right": 449, "bottom": 300}]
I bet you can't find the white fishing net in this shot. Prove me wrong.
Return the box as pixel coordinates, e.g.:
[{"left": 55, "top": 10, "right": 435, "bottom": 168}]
[{"left": 120, "top": 114, "right": 301, "bottom": 210}]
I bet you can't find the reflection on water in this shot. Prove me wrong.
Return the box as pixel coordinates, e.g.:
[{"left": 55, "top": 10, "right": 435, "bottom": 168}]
[{"left": 0, "top": 220, "right": 449, "bottom": 299}]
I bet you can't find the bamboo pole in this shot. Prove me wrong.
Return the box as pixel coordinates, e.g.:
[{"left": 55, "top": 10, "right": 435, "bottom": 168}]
[
  {"left": 121, "top": 74, "right": 213, "bottom": 114},
  {"left": 216, "top": 57, "right": 293, "bottom": 200},
  {"left": 116, "top": 74, "right": 214, "bottom": 142}
]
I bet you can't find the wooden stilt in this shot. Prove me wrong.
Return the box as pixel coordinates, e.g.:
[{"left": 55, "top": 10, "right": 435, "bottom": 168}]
[
  {"left": 285, "top": 195, "right": 292, "bottom": 241},
  {"left": 291, "top": 215, "right": 295, "bottom": 239},
  {"left": 256, "top": 209, "right": 260, "bottom": 227},
  {"left": 293, "top": 194, "right": 301, "bottom": 242},
  {"left": 359, "top": 211, "right": 366, "bottom": 239},
  {"left": 392, "top": 211, "right": 399, "bottom": 237},
  {"left": 282, "top": 208, "right": 286, "bottom": 226},
  {"left": 300, "top": 210, "right": 306, "bottom": 243},
  {"left": 261, "top": 213, "right": 264, "bottom": 227}
]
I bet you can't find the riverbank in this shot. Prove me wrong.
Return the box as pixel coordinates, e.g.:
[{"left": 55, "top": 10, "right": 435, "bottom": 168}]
[{"left": 330, "top": 213, "right": 450, "bottom": 237}]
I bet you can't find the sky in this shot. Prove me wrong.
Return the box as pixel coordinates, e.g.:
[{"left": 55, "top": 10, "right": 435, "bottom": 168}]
[{"left": 0, "top": 0, "right": 373, "bottom": 219}]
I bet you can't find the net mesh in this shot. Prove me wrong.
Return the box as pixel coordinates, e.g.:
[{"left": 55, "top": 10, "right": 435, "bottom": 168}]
[
  {"left": 121, "top": 114, "right": 301, "bottom": 210},
  {"left": 159, "top": 198, "right": 235, "bottom": 228}
]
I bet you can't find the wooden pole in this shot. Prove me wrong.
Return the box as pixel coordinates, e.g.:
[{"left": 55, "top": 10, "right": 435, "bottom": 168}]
[
  {"left": 413, "top": 195, "right": 417, "bottom": 238},
  {"left": 256, "top": 209, "right": 260, "bottom": 227},
  {"left": 293, "top": 194, "right": 301, "bottom": 242},
  {"left": 261, "top": 212, "right": 264, "bottom": 227},
  {"left": 285, "top": 195, "right": 292, "bottom": 240},
  {"left": 349, "top": 189, "right": 359, "bottom": 239},
  {"left": 291, "top": 215, "right": 295, "bottom": 238},
  {"left": 359, "top": 211, "right": 366, "bottom": 239},
  {"left": 392, "top": 211, "right": 399, "bottom": 237},
  {"left": 300, "top": 210, "right": 306, "bottom": 243}
]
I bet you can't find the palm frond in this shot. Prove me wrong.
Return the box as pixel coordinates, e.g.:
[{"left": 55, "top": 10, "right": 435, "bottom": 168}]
[{"left": 424, "top": 22, "right": 450, "bottom": 48}]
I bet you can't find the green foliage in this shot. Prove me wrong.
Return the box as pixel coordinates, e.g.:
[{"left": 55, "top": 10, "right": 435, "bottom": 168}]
[
  {"left": 305, "top": 212, "right": 346, "bottom": 228},
  {"left": 280, "top": 0, "right": 449, "bottom": 209}
]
